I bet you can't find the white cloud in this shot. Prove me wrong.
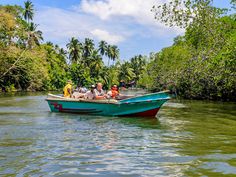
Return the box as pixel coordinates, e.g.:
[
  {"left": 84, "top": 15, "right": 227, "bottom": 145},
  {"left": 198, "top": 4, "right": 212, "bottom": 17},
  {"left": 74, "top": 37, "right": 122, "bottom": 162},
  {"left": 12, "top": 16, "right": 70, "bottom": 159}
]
[
  {"left": 35, "top": 0, "right": 183, "bottom": 47},
  {"left": 79, "top": 0, "right": 183, "bottom": 35},
  {"left": 33, "top": 0, "right": 184, "bottom": 59},
  {"left": 80, "top": 0, "right": 160, "bottom": 25},
  {"left": 91, "top": 29, "right": 124, "bottom": 44},
  {"left": 35, "top": 6, "right": 128, "bottom": 46},
  {"left": 35, "top": 7, "right": 94, "bottom": 45},
  {"left": 80, "top": 0, "right": 142, "bottom": 20}
]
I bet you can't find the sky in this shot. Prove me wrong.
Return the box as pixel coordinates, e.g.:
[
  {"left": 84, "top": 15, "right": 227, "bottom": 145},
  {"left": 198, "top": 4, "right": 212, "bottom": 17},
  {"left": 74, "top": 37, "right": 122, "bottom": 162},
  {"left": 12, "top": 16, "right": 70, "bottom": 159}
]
[{"left": 1, "top": 0, "right": 233, "bottom": 60}]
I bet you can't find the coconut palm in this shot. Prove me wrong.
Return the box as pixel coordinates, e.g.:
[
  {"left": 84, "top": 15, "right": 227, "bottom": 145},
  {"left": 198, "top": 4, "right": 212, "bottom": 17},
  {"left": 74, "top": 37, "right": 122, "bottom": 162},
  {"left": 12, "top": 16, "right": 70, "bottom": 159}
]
[
  {"left": 66, "top": 37, "right": 82, "bottom": 64},
  {"left": 27, "top": 22, "right": 43, "bottom": 48},
  {"left": 106, "top": 45, "right": 119, "bottom": 66},
  {"left": 110, "top": 45, "right": 119, "bottom": 65},
  {"left": 88, "top": 50, "right": 104, "bottom": 78},
  {"left": 83, "top": 38, "right": 94, "bottom": 59},
  {"left": 130, "top": 55, "right": 146, "bottom": 81},
  {"left": 23, "top": 0, "right": 34, "bottom": 23},
  {"left": 59, "top": 48, "right": 67, "bottom": 57},
  {"left": 46, "top": 41, "right": 54, "bottom": 47},
  {"left": 119, "top": 61, "right": 135, "bottom": 83},
  {"left": 99, "top": 66, "right": 110, "bottom": 89},
  {"left": 98, "top": 40, "right": 107, "bottom": 56},
  {"left": 106, "top": 45, "right": 112, "bottom": 66},
  {"left": 58, "top": 48, "right": 67, "bottom": 63}
]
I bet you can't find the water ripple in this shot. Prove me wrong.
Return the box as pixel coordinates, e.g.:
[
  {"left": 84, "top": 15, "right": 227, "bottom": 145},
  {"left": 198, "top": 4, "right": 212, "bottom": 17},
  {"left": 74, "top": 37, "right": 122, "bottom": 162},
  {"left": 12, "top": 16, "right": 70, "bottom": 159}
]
[{"left": 0, "top": 94, "right": 236, "bottom": 176}]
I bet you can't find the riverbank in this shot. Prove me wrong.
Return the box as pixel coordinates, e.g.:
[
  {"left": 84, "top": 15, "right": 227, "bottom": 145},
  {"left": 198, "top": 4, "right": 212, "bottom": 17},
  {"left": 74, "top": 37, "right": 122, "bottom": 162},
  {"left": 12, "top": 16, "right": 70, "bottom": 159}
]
[{"left": 1, "top": 89, "right": 235, "bottom": 103}]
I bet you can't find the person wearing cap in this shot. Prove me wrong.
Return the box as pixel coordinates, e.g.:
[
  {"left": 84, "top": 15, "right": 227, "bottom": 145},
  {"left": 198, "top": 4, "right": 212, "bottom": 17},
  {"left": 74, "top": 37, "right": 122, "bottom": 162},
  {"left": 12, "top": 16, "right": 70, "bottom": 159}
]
[
  {"left": 63, "top": 80, "right": 73, "bottom": 98},
  {"left": 84, "top": 85, "right": 96, "bottom": 100}
]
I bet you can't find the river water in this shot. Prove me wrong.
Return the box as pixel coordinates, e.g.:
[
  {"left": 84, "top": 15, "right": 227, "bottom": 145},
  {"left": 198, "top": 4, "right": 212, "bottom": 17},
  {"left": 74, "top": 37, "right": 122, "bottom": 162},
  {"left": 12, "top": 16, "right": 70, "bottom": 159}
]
[{"left": 0, "top": 92, "right": 236, "bottom": 176}]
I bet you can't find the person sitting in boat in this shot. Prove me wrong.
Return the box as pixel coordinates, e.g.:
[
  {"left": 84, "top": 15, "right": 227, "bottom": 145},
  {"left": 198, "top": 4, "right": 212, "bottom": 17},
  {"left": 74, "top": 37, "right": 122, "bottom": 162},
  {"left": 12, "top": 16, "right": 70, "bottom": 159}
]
[
  {"left": 72, "top": 85, "right": 87, "bottom": 99},
  {"left": 77, "top": 85, "right": 87, "bottom": 93},
  {"left": 94, "top": 83, "right": 107, "bottom": 99},
  {"left": 107, "top": 84, "right": 119, "bottom": 99},
  {"left": 84, "top": 85, "right": 96, "bottom": 100},
  {"left": 72, "top": 91, "right": 84, "bottom": 99},
  {"left": 63, "top": 80, "right": 73, "bottom": 98},
  {"left": 119, "top": 80, "right": 126, "bottom": 90}
]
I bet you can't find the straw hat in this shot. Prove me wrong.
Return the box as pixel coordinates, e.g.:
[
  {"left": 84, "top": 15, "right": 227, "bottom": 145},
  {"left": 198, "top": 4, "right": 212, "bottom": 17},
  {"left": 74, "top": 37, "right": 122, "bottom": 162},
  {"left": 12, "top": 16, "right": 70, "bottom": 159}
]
[{"left": 67, "top": 80, "right": 73, "bottom": 84}]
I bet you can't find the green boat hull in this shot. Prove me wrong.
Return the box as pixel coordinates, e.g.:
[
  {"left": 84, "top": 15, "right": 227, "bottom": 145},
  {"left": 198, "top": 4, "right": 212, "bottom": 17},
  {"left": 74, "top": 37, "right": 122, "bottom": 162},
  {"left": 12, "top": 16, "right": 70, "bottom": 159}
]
[{"left": 46, "top": 91, "right": 170, "bottom": 117}]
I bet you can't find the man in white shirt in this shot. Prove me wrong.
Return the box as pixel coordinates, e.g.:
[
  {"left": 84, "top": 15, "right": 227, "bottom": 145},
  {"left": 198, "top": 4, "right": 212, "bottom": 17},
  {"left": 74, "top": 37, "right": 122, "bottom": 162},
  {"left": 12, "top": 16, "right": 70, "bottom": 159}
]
[
  {"left": 84, "top": 85, "right": 96, "bottom": 100},
  {"left": 94, "top": 83, "right": 107, "bottom": 99}
]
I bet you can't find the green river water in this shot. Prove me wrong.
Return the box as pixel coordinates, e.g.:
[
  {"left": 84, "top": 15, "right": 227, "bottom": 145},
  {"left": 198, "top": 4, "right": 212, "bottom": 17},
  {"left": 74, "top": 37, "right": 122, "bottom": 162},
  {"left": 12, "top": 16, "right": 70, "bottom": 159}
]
[{"left": 0, "top": 92, "right": 236, "bottom": 176}]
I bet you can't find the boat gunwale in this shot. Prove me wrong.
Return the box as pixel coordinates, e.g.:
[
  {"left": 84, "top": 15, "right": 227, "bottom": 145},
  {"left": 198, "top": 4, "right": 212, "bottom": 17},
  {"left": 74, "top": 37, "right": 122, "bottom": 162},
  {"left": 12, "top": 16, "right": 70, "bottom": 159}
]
[
  {"left": 46, "top": 91, "right": 171, "bottom": 105},
  {"left": 45, "top": 97, "right": 170, "bottom": 105},
  {"left": 119, "top": 90, "right": 170, "bottom": 102},
  {"left": 45, "top": 97, "right": 119, "bottom": 104},
  {"left": 46, "top": 94, "right": 119, "bottom": 104}
]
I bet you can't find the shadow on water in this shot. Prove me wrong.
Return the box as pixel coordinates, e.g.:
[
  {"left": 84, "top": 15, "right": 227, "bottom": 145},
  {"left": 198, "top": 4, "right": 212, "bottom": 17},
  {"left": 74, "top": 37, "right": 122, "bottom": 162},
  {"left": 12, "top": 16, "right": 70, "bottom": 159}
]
[{"left": 49, "top": 111, "right": 162, "bottom": 130}]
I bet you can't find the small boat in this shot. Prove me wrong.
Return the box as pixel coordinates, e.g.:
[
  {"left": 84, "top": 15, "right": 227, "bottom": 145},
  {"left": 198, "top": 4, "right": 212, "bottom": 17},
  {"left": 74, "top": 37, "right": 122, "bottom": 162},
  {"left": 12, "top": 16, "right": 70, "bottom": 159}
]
[{"left": 45, "top": 91, "right": 170, "bottom": 117}]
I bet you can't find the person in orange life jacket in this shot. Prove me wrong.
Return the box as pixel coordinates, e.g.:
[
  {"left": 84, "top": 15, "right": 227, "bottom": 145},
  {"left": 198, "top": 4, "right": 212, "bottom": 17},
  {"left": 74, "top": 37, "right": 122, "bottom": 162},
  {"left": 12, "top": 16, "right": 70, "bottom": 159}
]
[{"left": 107, "top": 85, "right": 119, "bottom": 99}]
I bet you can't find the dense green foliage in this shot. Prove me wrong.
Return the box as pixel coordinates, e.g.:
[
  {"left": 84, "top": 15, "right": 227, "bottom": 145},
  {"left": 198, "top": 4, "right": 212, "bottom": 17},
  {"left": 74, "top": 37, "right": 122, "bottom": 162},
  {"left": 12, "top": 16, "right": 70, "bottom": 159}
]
[
  {"left": 0, "top": 2, "right": 141, "bottom": 92},
  {"left": 0, "top": 2, "right": 122, "bottom": 91},
  {"left": 145, "top": 0, "right": 236, "bottom": 101},
  {"left": 0, "top": 0, "right": 235, "bottom": 101},
  {"left": 0, "top": 4, "right": 49, "bottom": 91}
]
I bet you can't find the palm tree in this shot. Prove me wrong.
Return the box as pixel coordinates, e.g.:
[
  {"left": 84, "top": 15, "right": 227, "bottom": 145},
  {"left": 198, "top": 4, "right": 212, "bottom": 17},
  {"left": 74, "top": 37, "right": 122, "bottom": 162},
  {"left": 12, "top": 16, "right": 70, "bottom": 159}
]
[
  {"left": 130, "top": 55, "right": 146, "bottom": 82},
  {"left": 88, "top": 50, "right": 104, "bottom": 78},
  {"left": 110, "top": 45, "right": 119, "bottom": 65},
  {"left": 58, "top": 48, "right": 67, "bottom": 63},
  {"left": 27, "top": 22, "right": 43, "bottom": 48},
  {"left": 46, "top": 41, "right": 54, "bottom": 47},
  {"left": 100, "top": 66, "right": 110, "bottom": 89},
  {"left": 59, "top": 48, "right": 67, "bottom": 57},
  {"left": 119, "top": 61, "right": 135, "bottom": 83},
  {"left": 66, "top": 37, "right": 82, "bottom": 64},
  {"left": 106, "top": 44, "right": 112, "bottom": 66},
  {"left": 23, "top": 0, "right": 34, "bottom": 23},
  {"left": 106, "top": 45, "right": 119, "bottom": 66},
  {"left": 98, "top": 40, "right": 107, "bottom": 56},
  {"left": 83, "top": 38, "right": 94, "bottom": 59}
]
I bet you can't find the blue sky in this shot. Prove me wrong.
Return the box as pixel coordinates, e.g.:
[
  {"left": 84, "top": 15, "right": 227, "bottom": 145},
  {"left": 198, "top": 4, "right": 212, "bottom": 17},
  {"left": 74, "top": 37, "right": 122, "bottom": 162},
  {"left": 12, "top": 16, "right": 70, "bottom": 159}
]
[{"left": 1, "top": 0, "right": 233, "bottom": 61}]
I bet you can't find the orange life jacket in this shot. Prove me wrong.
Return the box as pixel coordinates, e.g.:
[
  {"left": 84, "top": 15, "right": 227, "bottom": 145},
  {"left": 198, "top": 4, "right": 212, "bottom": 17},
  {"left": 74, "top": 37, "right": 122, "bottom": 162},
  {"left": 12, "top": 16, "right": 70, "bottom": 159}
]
[{"left": 111, "top": 88, "right": 119, "bottom": 98}]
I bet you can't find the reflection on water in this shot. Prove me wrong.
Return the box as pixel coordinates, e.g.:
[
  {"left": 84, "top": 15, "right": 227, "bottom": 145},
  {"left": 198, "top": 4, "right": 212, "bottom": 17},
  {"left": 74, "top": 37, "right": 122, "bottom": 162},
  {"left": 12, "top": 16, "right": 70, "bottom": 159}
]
[{"left": 0, "top": 93, "right": 236, "bottom": 176}]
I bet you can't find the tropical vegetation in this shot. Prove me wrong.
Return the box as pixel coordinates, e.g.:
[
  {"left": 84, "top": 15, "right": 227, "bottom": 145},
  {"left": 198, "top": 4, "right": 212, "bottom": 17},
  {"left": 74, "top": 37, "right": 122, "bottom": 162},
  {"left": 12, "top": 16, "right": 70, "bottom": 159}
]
[
  {"left": 143, "top": 0, "right": 236, "bottom": 101},
  {"left": 0, "top": 0, "right": 235, "bottom": 101}
]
